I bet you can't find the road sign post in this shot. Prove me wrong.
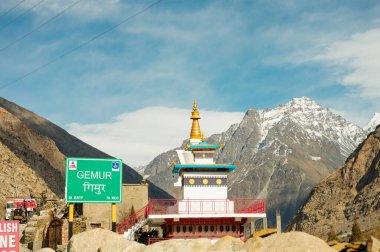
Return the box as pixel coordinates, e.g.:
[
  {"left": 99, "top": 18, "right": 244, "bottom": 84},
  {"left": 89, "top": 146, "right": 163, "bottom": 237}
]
[
  {"left": 65, "top": 158, "right": 122, "bottom": 203},
  {"left": 68, "top": 204, "right": 74, "bottom": 239},
  {"left": 112, "top": 203, "right": 116, "bottom": 232}
]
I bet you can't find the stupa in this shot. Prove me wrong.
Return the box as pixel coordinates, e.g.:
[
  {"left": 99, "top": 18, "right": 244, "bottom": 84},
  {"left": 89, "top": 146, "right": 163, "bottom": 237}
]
[{"left": 118, "top": 101, "right": 266, "bottom": 242}]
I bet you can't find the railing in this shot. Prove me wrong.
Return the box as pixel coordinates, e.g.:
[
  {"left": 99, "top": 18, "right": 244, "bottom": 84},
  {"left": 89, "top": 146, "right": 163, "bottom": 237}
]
[
  {"left": 148, "top": 234, "right": 246, "bottom": 245},
  {"left": 148, "top": 199, "right": 265, "bottom": 215},
  {"left": 117, "top": 199, "right": 265, "bottom": 234},
  {"left": 116, "top": 204, "right": 148, "bottom": 234},
  {"left": 234, "top": 199, "right": 266, "bottom": 213}
]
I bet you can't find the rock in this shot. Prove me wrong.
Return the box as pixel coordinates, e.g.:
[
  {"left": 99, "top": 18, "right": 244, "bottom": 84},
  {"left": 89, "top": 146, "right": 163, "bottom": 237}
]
[
  {"left": 327, "top": 240, "right": 338, "bottom": 246},
  {"left": 27, "top": 221, "right": 38, "bottom": 227},
  {"left": 56, "top": 244, "right": 67, "bottom": 252},
  {"left": 331, "top": 243, "right": 350, "bottom": 251},
  {"left": 35, "top": 248, "right": 55, "bottom": 252},
  {"left": 122, "top": 242, "right": 147, "bottom": 252},
  {"left": 367, "top": 236, "right": 380, "bottom": 252},
  {"left": 261, "top": 231, "right": 336, "bottom": 252},
  {"left": 142, "top": 238, "right": 211, "bottom": 252},
  {"left": 242, "top": 237, "right": 268, "bottom": 252},
  {"left": 39, "top": 210, "right": 49, "bottom": 216},
  {"left": 346, "top": 242, "right": 364, "bottom": 250},
  {"left": 24, "top": 227, "right": 37, "bottom": 245},
  {"left": 207, "top": 236, "right": 244, "bottom": 251},
  {"left": 19, "top": 245, "right": 32, "bottom": 252},
  {"left": 67, "top": 228, "right": 145, "bottom": 252}
]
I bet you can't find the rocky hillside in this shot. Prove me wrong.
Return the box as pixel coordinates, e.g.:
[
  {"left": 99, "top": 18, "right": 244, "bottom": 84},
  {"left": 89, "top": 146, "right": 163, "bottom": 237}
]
[
  {"left": 0, "top": 107, "right": 61, "bottom": 218},
  {"left": 144, "top": 97, "right": 365, "bottom": 227},
  {"left": 0, "top": 97, "right": 170, "bottom": 214},
  {"left": 287, "top": 125, "right": 380, "bottom": 240}
]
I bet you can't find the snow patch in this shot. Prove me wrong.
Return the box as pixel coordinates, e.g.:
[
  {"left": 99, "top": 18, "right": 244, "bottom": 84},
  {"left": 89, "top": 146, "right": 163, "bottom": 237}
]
[{"left": 364, "top": 112, "right": 380, "bottom": 134}]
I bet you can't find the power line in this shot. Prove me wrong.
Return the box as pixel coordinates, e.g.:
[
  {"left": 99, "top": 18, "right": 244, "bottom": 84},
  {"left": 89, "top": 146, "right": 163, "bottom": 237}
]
[
  {"left": 0, "top": 0, "right": 163, "bottom": 90},
  {"left": 0, "top": 0, "right": 26, "bottom": 19},
  {"left": 0, "top": 0, "right": 45, "bottom": 32},
  {"left": 0, "top": 0, "right": 82, "bottom": 52}
]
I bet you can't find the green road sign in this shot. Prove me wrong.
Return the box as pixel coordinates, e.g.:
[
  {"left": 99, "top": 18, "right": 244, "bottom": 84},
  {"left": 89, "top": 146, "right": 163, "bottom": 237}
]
[{"left": 65, "top": 158, "right": 122, "bottom": 203}]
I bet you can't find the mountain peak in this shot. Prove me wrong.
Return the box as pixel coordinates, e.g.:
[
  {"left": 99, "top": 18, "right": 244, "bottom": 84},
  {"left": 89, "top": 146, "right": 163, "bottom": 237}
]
[
  {"left": 251, "top": 97, "right": 364, "bottom": 158},
  {"left": 292, "top": 96, "right": 313, "bottom": 102},
  {"left": 287, "top": 97, "right": 321, "bottom": 109}
]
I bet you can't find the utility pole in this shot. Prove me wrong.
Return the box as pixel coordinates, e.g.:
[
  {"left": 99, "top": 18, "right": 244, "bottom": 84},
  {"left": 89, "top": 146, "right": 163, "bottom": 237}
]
[
  {"left": 276, "top": 209, "right": 282, "bottom": 234},
  {"left": 12, "top": 173, "right": 18, "bottom": 197}
]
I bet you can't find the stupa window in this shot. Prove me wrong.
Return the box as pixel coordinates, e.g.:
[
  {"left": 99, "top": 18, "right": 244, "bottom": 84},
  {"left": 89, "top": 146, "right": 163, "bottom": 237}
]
[
  {"left": 232, "top": 225, "right": 236, "bottom": 232},
  {"left": 219, "top": 225, "right": 224, "bottom": 232}
]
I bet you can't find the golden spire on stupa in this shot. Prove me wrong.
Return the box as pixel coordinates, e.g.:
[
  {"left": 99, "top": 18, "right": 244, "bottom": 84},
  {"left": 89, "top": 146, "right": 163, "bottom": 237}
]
[{"left": 190, "top": 100, "right": 202, "bottom": 140}]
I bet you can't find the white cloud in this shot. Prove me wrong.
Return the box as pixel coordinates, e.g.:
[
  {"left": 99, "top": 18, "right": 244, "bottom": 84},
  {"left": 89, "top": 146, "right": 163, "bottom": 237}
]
[
  {"left": 312, "top": 28, "right": 380, "bottom": 98},
  {"left": 66, "top": 106, "right": 244, "bottom": 168}
]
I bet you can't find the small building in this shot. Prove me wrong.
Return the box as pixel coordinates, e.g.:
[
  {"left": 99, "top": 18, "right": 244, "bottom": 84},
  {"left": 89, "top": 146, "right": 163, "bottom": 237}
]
[{"left": 81, "top": 183, "right": 148, "bottom": 230}]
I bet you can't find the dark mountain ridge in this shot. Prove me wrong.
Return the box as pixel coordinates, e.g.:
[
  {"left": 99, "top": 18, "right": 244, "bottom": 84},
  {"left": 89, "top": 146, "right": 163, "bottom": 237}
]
[{"left": 0, "top": 97, "right": 170, "bottom": 201}]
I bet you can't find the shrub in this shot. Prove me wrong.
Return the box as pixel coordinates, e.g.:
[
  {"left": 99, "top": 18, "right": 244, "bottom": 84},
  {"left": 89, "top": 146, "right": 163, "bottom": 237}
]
[
  {"left": 349, "top": 220, "right": 363, "bottom": 242},
  {"left": 327, "top": 226, "right": 339, "bottom": 242}
]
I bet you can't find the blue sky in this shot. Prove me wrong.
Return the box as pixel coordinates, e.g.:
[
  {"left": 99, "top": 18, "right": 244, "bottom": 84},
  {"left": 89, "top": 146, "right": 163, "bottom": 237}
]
[{"left": 1, "top": 0, "right": 380, "bottom": 166}]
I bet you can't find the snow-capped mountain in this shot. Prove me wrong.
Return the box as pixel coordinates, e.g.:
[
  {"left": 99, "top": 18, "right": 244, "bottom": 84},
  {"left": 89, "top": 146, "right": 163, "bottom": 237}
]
[
  {"left": 144, "top": 97, "right": 366, "bottom": 228},
  {"left": 248, "top": 97, "right": 363, "bottom": 157},
  {"left": 212, "top": 97, "right": 364, "bottom": 166},
  {"left": 364, "top": 112, "right": 380, "bottom": 134}
]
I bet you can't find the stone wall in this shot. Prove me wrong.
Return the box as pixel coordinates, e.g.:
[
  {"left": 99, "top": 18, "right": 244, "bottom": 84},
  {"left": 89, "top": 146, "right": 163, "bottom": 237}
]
[
  {"left": 22, "top": 214, "right": 51, "bottom": 250},
  {"left": 61, "top": 219, "right": 69, "bottom": 245}
]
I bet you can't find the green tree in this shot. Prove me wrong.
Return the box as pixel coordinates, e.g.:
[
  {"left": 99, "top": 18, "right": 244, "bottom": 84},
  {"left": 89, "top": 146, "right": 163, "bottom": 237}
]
[{"left": 349, "top": 220, "right": 363, "bottom": 242}]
